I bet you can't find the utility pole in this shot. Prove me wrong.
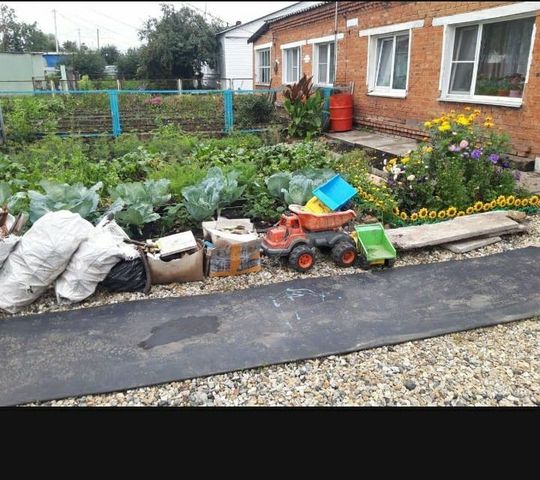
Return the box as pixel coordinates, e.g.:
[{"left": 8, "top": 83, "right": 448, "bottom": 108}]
[
  {"left": 78, "top": 28, "right": 81, "bottom": 50},
  {"left": 96, "top": 28, "right": 100, "bottom": 50},
  {"left": 53, "top": 9, "right": 59, "bottom": 52}
]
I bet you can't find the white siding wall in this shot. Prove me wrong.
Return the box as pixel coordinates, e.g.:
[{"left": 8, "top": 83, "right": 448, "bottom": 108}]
[{"left": 224, "top": 36, "right": 254, "bottom": 89}]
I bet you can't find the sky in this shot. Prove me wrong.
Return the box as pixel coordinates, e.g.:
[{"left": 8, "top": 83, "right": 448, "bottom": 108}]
[{"left": 3, "top": 1, "right": 298, "bottom": 51}]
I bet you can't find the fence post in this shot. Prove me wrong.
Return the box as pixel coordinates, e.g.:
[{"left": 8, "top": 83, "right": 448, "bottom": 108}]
[
  {"left": 49, "top": 79, "right": 55, "bottom": 96},
  {"left": 117, "top": 79, "right": 121, "bottom": 91},
  {"left": 108, "top": 90, "right": 122, "bottom": 137},
  {"left": 223, "top": 89, "right": 234, "bottom": 133},
  {"left": 177, "top": 78, "right": 183, "bottom": 95},
  {"left": 322, "top": 86, "right": 332, "bottom": 128}
]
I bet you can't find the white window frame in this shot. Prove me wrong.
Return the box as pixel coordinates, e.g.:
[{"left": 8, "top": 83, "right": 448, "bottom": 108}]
[
  {"left": 254, "top": 42, "right": 272, "bottom": 86},
  {"left": 361, "top": 20, "right": 424, "bottom": 99},
  {"left": 282, "top": 46, "right": 302, "bottom": 84},
  {"left": 436, "top": 4, "right": 539, "bottom": 108},
  {"left": 312, "top": 41, "right": 336, "bottom": 87}
]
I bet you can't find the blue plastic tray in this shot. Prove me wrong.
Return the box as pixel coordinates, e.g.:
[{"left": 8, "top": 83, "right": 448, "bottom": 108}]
[{"left": 313, "top": 175, "right": 357, "bottom": 211}]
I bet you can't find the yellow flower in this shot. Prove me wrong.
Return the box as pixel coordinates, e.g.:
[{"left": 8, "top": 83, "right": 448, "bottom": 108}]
[
  {"left": 418, "top": 208, "right": 428, "bottom": 219},
  {"left": 489, "top": 200, "right": 497, "bottom": 209},
  {"left": 530, "top": 195, "right": 539, "bottom": 206},
  {"left": 514, "top": 199, "right": 522, "bottom": 207},
  {"left": 474, "top": 201, "right": 484, "bottom": 212},
  {"left": 457, "top": 211, "right": 465, "bottom": 217},
  {"left": 424, "top": 121, "right": 432, "bottom": 128},
  {"left": 497, "top": 199, "right": 507, "bottom": 208},
  {"left": 482, "top": 203, "right": 492, "bottom": 211},
  {"left": 466, "top": 207, "right": 475, "bottom": 215},
  {"left": 400, "top": 212, "right": 408, "bottom": 221},
  {"left": 506, "top": 195, "right": 515, "bottom": 206},
  {"left": 484, "top": 121, "right": 494, "bottom": 128},
  {"left": 456, "top": 116, "right": 470, "bottom": 126},
  {"left": 474, "top": 109, "right": 481, "bottom": 115},
  {"left": 429, "top": 210, "right": 437, "bottom": 219},
  {"left": 423, "top": 146, "right": 433, "bottom": 154},
  {"left": 393, "top": 206, "right": 400, "bottom": 216},
  {"left": 446, "top": 207, "right": 457, "bottom": 217},
  {"left": 438, "top": 122, "right": 451, "bottom": 132},
  {"left": 497, "top": 195, "right": 506, "bottom": 203},
  {"left": 410, "top": 212, "right": 418, "bottom": 221},
  {"left": 438, "top": 210, "right": 446, "bottom": 219},
  {"left": 402, "top": 157, "right": 410, "bottom": 164},
  {"left": 521, "top": 199, "right": 529, "bottom": 207},
  {"left": 464, "top": 107, "right": 471, "bottom": 111}
]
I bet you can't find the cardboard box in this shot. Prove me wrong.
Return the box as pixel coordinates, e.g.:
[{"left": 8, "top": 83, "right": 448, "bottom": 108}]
[
  {"left": 205, "top": 237, "right": 261, "bottom": 277},
  {"left": 147, "top": 240, "right": 204, "bottom": 284}
]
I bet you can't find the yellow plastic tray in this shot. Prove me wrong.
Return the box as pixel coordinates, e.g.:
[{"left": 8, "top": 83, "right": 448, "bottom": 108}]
[{"left": 304, "top": 196, "right": 331, "bottom": 214}]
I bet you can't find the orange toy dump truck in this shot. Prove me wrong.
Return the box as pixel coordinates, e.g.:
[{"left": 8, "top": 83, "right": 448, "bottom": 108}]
[{"left": 261, "top": 204, "right": 357, "bottom": 272}]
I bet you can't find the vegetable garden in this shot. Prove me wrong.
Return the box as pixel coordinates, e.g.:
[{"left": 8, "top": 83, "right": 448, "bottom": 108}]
[{"left": 0, "top": 78, "right": 538, "bottom": 243}]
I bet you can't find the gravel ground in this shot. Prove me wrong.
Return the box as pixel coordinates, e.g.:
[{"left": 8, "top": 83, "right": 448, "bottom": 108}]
[{"left": 9, "top": 214, "right": 540, "bottom": 406}]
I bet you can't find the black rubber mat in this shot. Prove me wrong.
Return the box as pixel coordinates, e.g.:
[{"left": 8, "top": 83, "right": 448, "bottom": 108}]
[{"left": 1, "top": 247, "right": 539, "bottom": 406}]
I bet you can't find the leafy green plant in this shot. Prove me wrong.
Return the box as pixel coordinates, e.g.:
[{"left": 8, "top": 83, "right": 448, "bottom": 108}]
[
  {"left": 107, "top": 179, "right": 171, "bottom": 235},
  {"left": 283, "top": 74, "right": 324, "bottom": 139},
  {"left": 181, "top": 167, "right": 245, "bottom": 221},
  {"left": 235, "top": 94, "right": 275, "bottom": 126},
  {"left": 266, "top": 168, "right": 335, "bottom": 206},
  {"left": 28, "top": 180, "right": 102, "bottom": 223}
]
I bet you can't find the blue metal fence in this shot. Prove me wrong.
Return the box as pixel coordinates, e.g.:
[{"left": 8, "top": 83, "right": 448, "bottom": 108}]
[{"left": 0, "top": 87, "right": 334, "bottom": 138}]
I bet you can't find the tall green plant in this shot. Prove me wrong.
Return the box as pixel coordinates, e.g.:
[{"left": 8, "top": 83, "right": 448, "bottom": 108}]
[{"left": 283, "top": 74, "right": 324, "bottom": 139}]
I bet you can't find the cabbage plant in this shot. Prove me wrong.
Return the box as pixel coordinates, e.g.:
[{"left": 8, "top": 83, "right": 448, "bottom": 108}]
[{"left": 265, "top": 168, "right": 335, "bottom": 206}]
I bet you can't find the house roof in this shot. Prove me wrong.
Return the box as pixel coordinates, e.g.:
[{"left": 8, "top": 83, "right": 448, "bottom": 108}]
[
  {"left": 247, "top": 1, "right": 331, "bottom": 43},
  {"left": 218, "top": 2, "right": 327, "bottom": 36}
]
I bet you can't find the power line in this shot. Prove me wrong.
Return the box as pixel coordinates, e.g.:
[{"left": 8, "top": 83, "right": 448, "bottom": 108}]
[{"left": 88, "top": 8, "right": 141, "bottom": 31}]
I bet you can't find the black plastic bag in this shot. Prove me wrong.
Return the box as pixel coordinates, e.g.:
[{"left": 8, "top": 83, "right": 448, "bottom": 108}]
[{"left": 100, "top": 255, "right": 151, "bottom": 293}]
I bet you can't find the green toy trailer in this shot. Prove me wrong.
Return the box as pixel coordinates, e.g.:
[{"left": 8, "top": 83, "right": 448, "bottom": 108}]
[{"left": 352, "top": 223, "right": 397, "bottom": 269}]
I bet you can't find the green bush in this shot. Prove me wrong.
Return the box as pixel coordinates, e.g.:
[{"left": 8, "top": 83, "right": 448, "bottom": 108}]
[{"left": 235, "top": 94, "right": 275, "bottom": 126}]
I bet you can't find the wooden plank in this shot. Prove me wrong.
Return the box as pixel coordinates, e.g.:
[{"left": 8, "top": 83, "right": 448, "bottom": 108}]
[
  {"left": 443, "top": 236, "right": 502, "bottom": 254},
  {"left": 387, "top": 211, "right": 527, "bottom": 250}
]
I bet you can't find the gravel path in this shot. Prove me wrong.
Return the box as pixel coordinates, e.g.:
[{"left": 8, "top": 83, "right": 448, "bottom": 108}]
[{"left": 12, "top": 214, "right": 540, "bottom": 406}]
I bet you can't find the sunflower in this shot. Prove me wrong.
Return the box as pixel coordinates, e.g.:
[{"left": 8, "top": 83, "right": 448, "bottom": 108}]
[
  {"left": 429, "top": 210, "right": 437, "bottom": 219},
  {"left": 400, "top": 212, "right": 408, "bottom": 221},
  {"left": 497, "top": 195, "right": 506, "bottom": 203},
  {"left": 392, "top": 206, "right": 400, "bottom": 216},
  {"left": 482, "top": 203, "right": 492, "bottom": 211},
  {"left": 437, "top": 210, "right": 446, "bottom": 219},
  {"left": 530, "top": 195, "right": 539, "bottom": 206},
  {"left": 418, "top": 208, "right": 428, "bottom": 219},
  {"left": 466, "top": 206, "right": 475, "bottom": 215},
  {"left": 521, "top": 199, "right": 529, "bottom": 207},
  {"left": 411, "top": 212, "right": 419, "bottom": 221},
  {"left": 497, "top": 199, "right": 507, "bottom": 208},
  {"left": 489, "top": 200, "right": 497, "bottom": 209},
  {"left": 506, "top": 195, "right": 515, "bottom": 206},
  {"left": 457, "top": 211, "right": 465, "bottom": 217},
  {"left": 474, "top": 201, "right": 484, "bottom": 212},
  {"left": 514, "top": 199, "right": 522, "bottom": 207},
  {"left": 446, "top": 207, "right": 457, "bottom": 217}
]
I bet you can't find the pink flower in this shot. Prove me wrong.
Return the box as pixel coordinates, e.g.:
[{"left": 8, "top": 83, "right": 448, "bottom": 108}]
[{"left": 459, "top": 140, "right": 469, "bottom": 149}]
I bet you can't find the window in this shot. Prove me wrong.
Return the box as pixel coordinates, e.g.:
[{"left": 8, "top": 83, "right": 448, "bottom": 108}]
[
  {"left": 257, "top": 48, "right": 271, "bottom": 84},
  {"left": 314, "top": 42, "right": 335, "bottom": 85},
  {"left": 441, "top": 15, "right": 535, "bottom": 105},
  {"left": 283, "top": 47, "right": 300, "bottom": 84},
  {"left": 374, "top": 33, "right": 410, "bottom": 91}
]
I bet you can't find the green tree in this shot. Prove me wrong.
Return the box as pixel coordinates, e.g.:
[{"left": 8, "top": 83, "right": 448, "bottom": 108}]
[
  {"left": 137, "top": 3, "right": 223, "bottom": 79},
  {"left": 117, "top": 47, "right": 141, "bottom": 78},
  {"left": 67, "top": 50, "right": 106, "bottom": 78},
  {"left": 0, "top": 4, "right": 56, "bottom": 52},
  {"left": 100, "top": 44, "right": 120, "bottom": 64},
  {"left": 62, "top": 40, "right": 79, "bottom": 52}
]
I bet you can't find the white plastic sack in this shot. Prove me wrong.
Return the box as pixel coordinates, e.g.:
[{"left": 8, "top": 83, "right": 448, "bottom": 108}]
[
  {"left": 0, "top": 210, "right": 94, "bottom": 313},
  {"left": 0, "top": 235, "right": 19, "bottom": 268},
  {"left": 55, "top": 219, "right": 138, "bottom": 304}
]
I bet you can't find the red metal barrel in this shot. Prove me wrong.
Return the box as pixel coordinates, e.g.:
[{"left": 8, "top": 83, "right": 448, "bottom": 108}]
[{"left": 329, "top": 93, "right": 353, "bottom": 132}]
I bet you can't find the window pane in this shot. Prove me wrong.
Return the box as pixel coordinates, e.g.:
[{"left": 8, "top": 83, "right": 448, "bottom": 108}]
[
  {"left": 329, "top": 42, "right": 335, "bottom": 84},
  {"left": 449, "top": 62, "right": 474, "bottom": 93},
  {"left": 474, "top": 17, "right": 534, "bottom": 98},
  {"left": 318, "top": 44, "right": 328, "bottom": 83},
  {"left": 453, "top": 26, "right": 478, "bottom": 61},
  {"left": 376, "top": 38, "right": 393, "bottom": 87},
  {"left": 392, "top": 34, "right": 409, "bottom": 89}
]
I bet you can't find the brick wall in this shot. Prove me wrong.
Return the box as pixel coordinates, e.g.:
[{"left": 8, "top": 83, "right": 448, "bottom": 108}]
[{"left": 252, "top": 1, "right": 540, "bottom": 158}]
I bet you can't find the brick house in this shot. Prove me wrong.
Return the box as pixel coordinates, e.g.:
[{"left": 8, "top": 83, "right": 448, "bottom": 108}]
[{"left": 248, "top": 1, "right": 540, "bottom": 159}]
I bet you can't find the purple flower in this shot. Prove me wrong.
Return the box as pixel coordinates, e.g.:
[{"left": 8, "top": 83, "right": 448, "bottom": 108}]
[
  {"left": 448, "top": 144, "right": 460, "bottom": 152},
  {"left": 489, "top": 153, "right": 500, "bottom": 164},
  {"left": 502, "top": 161, "right": 510, "bottom": 169},
  {"left": 471, "top": 149, "right": 483, "bottom": 160}
]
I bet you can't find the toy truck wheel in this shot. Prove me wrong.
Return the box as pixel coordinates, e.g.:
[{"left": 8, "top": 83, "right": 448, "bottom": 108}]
[
  {"left": 331, "top": 241, "right": 358, "bottom": 268},
  {"left": 385, "top": 258, "right": 396, "bottom": 268},
  {"left": 357, "top": 254, "right": 370, "bottom": 270},
  {"left": 289, "top": 245, "right": 315, "bottom": 272}
]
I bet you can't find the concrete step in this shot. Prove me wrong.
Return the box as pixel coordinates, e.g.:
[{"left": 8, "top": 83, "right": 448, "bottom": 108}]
[{"left": 517, "top": 171, "right": 540, "bottom": 195}]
